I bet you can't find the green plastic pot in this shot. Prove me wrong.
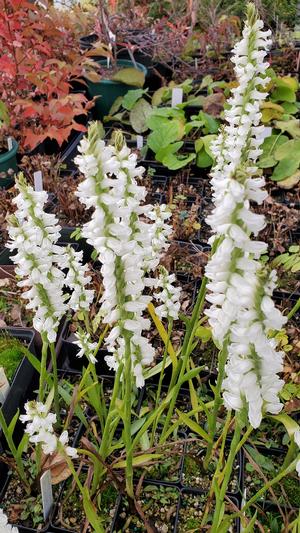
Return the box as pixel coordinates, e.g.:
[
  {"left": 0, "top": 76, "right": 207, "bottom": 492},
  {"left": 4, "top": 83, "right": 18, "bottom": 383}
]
[
  {"left": 0, "top": 138, "right": 18, "bottom": 189},
  {"left": 87, "top": 59, "right": 147, "bottom": 119}
]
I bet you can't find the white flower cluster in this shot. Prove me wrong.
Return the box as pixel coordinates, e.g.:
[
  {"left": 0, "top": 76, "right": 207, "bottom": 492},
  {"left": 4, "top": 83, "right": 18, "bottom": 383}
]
[
  {"left": 7, "top": 175, "right": 67, "bottom": 344},
  {"left": 60, "top": 246, "right": 94, "bottom": 313},
  {"left": 20, "top": 401, "right": 78, "bottom": 458},
  {"left": 73, "top": 330, "right": 97, "bottom": 364},
  {"left": 154, "top": 267, "right": 181, "bottom": 320},
  {"left": 205, "top": 6, "right": 287, "bottom": 428},
  {"left": 0, "top": 508, "right": 18, "bottom": 533},
  {"left": 7, "top": 176, "right": 95, "bottom": 345},
  {"left": 75, "top": 124, "right": 173, "bottom": 386}
]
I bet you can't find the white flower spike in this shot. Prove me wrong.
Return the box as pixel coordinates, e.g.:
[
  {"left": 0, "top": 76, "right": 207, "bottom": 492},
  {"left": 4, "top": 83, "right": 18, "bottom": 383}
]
[{"left": 205, "top": 4, "right": 286, "bottom": 428}]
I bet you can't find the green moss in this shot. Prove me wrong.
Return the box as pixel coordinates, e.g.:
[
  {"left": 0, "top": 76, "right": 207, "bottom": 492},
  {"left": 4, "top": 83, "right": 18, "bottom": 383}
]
[
  {"left": 0, "top": 345, "right": 23, "bottom": 381},
  {"left": 282, "top": 476, "right": 300, "bottom": 507}
]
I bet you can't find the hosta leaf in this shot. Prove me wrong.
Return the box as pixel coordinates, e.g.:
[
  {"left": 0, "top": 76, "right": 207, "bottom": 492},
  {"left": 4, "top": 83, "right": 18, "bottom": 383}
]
[
  {"left": 129, "top": 98, "right": 152, "bottom": 133},
  {"left": 271, "top": 158, "right": 299, "bottom": 181},
  {"left": 261, "top": 108, "right": 283, "bottom": 123},
  {"left": 258, "top": 133, "right": 288, "bottom": 169},
  {"left": 112, "top": 68, "right": 145, "bottom": 88},
  {"left": 122, "top": 89, "right": 147, "bottom": 110},
  {"left": 202, "top": 134, "right": 217, "bottom": 158}
]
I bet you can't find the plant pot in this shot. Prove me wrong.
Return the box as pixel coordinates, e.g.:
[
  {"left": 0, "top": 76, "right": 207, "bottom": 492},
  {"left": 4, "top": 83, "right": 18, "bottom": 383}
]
[
  {"left": 112, "top": 481, "right": 180, "bottom": 532},
  {"left": 0, "top": 328, "right": 37, "bottom": 431},
  {"left": 86, "top": 59, "right": 147, "bottom": 119},
  {"left": 0, "top": 462, "right": 55, "bottom": 532},
  {"left": 56, "top": 319, "right": 113, "bottom": 377},
  {"left": 0, "top": 139, "right": 18, "bottom": 189}
]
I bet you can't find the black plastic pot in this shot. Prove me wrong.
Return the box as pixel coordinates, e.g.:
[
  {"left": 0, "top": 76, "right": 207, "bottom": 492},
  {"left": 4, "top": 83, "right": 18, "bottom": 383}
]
[
  {"left": 0, "top": 138, "right": 18, "bottom": 189},
  {"left": 0, "top": 327, "right": 37, "bottom": 427},
  {"left": 56, "top": 319, "right": 113, "bottom": 377}
]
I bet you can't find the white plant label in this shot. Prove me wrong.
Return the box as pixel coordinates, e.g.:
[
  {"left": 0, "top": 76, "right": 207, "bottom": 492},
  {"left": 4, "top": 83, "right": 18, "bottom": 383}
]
[
  {"left": 7, "top": 137, "right": 13, "bottom": 151},
  {"left": 34, "top": 171, "right": 43, "bottom": 192},
  {"left": 0, "top": 367, "right": 10, "bottom": 404},
  {"left": 136, "top": 135, "right": 143, "bottom": 149},
  {"left": 40, "top": 470, "right": 53, "bottom": 521},
  {"left": 195, "top": 57, "right": 198, "bottom": 69},
  {"left": 171, "top": 87, "right": 183, "bottom": 107}
]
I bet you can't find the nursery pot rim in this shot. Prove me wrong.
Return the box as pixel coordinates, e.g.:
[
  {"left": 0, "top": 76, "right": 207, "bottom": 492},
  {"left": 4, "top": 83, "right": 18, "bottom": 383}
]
[
  {"left": 91, "top": 59, "right": 147, "bottom": 85},
  {"left": 0, "top": 138, "right": 18, "bottom": 163}
]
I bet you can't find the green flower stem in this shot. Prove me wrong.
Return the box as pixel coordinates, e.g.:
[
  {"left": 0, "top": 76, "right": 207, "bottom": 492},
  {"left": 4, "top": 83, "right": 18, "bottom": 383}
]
[
  {"left": 49, "top": 342, "right": 60, "bottom": 426},
  {"left": 203, "top": 338, "right": 229, "bottom": 469},
  {"left": 0, "top": 407, "right": 30, "bottom": 492},
  {"left": 160, "top": 275, "right": 208, "bottom": 442},
  {"left": 287, "top": 297, "right": 300, "bottom": 321},
  {"left": 93, "top": 363, "right": 123, "bottom": 494},
  {"left": 201, "top": 410, "right": 232, "bottom": 526},
  {"left": 150, "top": 318, "right": 173, "bottom": 447},
  {"left": 210, "top": 415, "right": 242, "bottom": 532},
  {"left": 39, "top": 335, "right": 48, "bottom": 403},
  {"left": 123, "top": 333, "right": 134, "bottom": 499}
]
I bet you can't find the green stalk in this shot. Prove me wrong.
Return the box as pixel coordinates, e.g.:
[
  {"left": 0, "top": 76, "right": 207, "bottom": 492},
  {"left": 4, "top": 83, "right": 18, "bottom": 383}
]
[
  {"left": 150, "top": 319, "right": 173, "bottom": 446},
  {"left": 210, "top": 416, "right": 242, "bottom": 532},
  {"left": 123, "top": 333, "right": 134, "bottom": 499},
  {"left": 287, "top": 297, "right": 300, "bottom": 320},
  {"left": 160, "top": 275, "right": 207, "bottom": 441},
  {"left": 203, "top": 339, "right": 229, "bottom": 469},
  {"left": 49, "top": 342, "right": 60, "bottom": 426},
  {"left": 39, "top": 335, "right": 48, "bottom": 402},
  {"left": 92, "top": 364, "right": 123, "bottom": 494},
  {"left": 0, "top": 408, "right": 30, "bottom": 492}
]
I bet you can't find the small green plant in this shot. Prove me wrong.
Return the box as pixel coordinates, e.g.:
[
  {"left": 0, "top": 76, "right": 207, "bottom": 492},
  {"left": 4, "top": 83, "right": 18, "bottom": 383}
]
[{"left": 0, "top": 334, "right": 29, "bottom": 381}]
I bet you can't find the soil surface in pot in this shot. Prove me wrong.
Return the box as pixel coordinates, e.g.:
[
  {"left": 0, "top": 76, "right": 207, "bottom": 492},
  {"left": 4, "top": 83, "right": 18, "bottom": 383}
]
[
  {"left": 113, "top": 484, "right": 179, "bottom": 532},
  {"left": 178, "top": 492, "right": 238, "bottom": 532}
]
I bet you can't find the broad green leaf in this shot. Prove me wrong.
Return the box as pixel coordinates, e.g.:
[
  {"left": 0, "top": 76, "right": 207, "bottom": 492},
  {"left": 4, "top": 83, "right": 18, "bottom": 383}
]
[
  {"left": 156, "top": 141, "right": 183, "bottom": 159},
  {"left": 147, "top": 121, "right": 180, "bottom": 153},
  {"left": 129, "top": 98, "right": 152, "bottom": 133},
  {"left": 271, "top": 158, "right": 299, "bottom": 181},
  {"left": 177, "top": 410, "right": 212, "bottom": 442},
  {"left": 194, "top": 138, "right": 203, "bottom": 153},
  {"left": 161, "top": 151, "right": 196, "bottom": 170},
  {"left": 261, "top": 107, "right": 283, "bottom": 123},
  {"left": 276, "top": 76, "right": 298, "bottom": 92},
  {"left": 151, "top": 87, "right": 170, "bottom": 106},
  {"left": 278, "top": 171, "right": 300, "bottom": 189},
  {"left": 196, "top": 148, "right": 213, "bottom": 168},
  {"left": 122, "top": 89, "right": 146, "bottom": 110},
  {"left": 274, "top": 119, "right": 300, "bottom": 138},
  {"left": 271, "top": 85, "right": 296, "bottom": 103},
  {"left": 113, "top": 453, "right": 163, "bottom": 469},
  {"left": 200, "top": 74, "right": 214, "bottom": 90},
  {"left": 107, "top": 96, "right": 123, "bottom": 116},
  {"left": 258, "top": 134, "right": 289, "bottom": 169},
  {"left": 281, "top": 102, "right": 298, "bottom": 114},
  {"left": 274, "top": 139, "right": 300, "bottom": 161},
  {"left": 112, "top": 68, "right": 145, "bottom": 88},
  {"left": 202, "top": 134, "right": 217, "bottom": 158},
  {"left": 245, "top": 445, "right": 275, "bottom": 472},
  {"left": 195, "top": 326, "right": 212, "bottom": 342}
]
